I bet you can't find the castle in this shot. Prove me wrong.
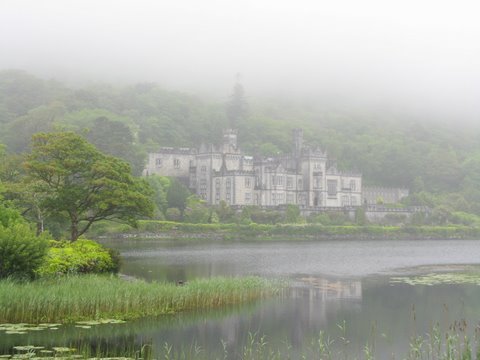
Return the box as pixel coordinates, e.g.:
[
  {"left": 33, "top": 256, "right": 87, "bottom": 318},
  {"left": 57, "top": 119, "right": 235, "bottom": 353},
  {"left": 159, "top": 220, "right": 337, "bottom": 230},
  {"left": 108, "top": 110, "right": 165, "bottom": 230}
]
[{"left": 143, "top": 129, "right": 363, "bottom": 209}]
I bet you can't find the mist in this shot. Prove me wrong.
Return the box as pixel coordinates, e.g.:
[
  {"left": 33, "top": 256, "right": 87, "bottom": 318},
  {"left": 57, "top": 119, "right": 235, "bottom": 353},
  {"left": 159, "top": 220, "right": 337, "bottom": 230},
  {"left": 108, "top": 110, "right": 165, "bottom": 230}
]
[{"left": 1, "top": 0, "right": 479, "bottom": 121}]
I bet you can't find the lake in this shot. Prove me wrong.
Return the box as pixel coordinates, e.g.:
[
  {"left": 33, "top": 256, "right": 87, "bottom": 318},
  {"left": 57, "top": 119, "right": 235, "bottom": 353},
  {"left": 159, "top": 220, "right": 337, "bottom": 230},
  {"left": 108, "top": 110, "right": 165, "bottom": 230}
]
[{"left": 2, "top": 238, "right": 480, "bottom": 359}]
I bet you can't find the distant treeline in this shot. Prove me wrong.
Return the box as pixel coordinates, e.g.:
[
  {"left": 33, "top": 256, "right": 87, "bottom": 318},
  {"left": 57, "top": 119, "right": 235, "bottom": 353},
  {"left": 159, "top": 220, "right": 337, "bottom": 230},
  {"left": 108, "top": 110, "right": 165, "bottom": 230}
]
[{"left": 2, "top": 70, "right": 480, "bottom": 220}]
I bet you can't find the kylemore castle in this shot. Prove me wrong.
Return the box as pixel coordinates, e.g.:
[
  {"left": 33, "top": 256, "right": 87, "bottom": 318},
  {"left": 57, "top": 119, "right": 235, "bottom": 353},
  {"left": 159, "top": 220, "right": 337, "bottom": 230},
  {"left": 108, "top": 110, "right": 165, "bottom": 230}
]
[{"left": 143, "top": 129, "right": 365, "bottom": 209}]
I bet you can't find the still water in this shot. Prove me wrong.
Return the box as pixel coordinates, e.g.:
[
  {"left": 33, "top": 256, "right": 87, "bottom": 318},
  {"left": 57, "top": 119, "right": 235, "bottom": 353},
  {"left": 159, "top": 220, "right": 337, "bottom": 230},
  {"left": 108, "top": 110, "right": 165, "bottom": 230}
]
[{"left": 3, "top": 238, "right": 480, "bottom": 358}]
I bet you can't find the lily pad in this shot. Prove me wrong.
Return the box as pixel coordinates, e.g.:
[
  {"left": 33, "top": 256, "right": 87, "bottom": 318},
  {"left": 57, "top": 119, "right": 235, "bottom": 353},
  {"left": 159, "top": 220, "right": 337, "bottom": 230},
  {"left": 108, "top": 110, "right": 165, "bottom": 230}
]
[
  {"left": 38, "top": 323, "right": 61, "bottom": 328},
  {"left": 99, "top": 319, "right": 126, "bottom": 324},
  {"left": 52, "top": 348, "right": 75, "bottom": 353},
  {"left": 390, "top": 272, "right": 480, "bottom": 286},
  {"left": 13, "top": 347, "right": 44, "bottom": 352},
  {"left": 76, "top": 320, "right": 101, "bottom": 326}
]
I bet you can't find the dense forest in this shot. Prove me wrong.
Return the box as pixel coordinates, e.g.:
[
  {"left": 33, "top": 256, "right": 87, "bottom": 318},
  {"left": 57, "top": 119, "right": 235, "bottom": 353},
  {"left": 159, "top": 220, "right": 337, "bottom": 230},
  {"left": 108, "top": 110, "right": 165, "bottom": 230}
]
[{"left": 1, "top": 69, "right": 480, "bottom": 222}]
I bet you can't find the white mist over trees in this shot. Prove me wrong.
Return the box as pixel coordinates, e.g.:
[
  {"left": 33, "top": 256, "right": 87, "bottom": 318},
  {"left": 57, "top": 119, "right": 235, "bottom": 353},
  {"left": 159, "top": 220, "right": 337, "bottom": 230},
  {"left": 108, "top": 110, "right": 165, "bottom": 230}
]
[{"left": 0, "top": 0, "right": 479, "bottom": 121}]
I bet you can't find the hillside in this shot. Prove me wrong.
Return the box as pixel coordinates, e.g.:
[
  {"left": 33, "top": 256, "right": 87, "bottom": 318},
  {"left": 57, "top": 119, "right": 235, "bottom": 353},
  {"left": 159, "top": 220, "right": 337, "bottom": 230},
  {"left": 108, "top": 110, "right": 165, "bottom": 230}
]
[{"left": 1, "top": 70, "right": 480, "bottom": 218}]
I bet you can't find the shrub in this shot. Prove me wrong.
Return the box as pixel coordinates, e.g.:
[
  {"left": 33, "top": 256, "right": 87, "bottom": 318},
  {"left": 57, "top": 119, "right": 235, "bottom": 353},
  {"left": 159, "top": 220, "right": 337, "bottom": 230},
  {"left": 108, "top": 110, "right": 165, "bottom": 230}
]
[
  {"left": 0, "top": 204, "right": 49, "bottom": 279},
  {"left": 165, "top": 207, "right": 182, "bottom": 222},
  {"left": 37, "top": 239, "right": 118, "bottom": 276}
]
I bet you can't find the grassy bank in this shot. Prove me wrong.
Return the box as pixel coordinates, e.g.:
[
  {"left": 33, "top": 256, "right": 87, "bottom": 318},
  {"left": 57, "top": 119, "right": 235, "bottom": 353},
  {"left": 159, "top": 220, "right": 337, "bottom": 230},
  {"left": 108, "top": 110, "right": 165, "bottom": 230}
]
[
  {"left": 0, "top": 275, "right": 280, "bottom": 323},
  {"left": 89, "top": 220, "right": 480, "bottom": 240}
]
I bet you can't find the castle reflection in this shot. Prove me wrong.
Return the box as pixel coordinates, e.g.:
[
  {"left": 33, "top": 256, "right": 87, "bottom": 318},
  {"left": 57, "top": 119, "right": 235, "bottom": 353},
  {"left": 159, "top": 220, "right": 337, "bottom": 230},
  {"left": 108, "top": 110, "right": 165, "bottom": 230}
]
[{"left": 295, "top": 276, "right": 362, "bottom": 300}]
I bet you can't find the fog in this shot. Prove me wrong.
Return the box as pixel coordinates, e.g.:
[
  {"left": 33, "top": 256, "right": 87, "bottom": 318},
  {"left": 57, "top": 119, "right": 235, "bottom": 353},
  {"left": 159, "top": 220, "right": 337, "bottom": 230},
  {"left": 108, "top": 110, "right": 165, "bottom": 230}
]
[{"left": 1, "top": 0, "right": 479, "bottom": 120}]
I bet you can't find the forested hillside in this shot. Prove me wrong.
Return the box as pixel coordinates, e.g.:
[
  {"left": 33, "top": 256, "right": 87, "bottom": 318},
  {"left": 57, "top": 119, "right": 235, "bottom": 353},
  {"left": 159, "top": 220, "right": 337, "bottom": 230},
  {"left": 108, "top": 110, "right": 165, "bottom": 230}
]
[{"left": 2, "top": 69, "right": 480, "bottom": 218}]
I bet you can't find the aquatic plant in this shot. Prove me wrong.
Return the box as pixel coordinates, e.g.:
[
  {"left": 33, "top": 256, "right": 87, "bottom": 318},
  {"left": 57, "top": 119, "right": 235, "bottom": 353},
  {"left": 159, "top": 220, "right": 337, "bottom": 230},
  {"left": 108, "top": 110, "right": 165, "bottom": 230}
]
[
  {"left": 390, "top": 272, "right": 480, "bottom": 286},
  {"left": 0, "top": 275, "right": 280, "bottom": 323}
]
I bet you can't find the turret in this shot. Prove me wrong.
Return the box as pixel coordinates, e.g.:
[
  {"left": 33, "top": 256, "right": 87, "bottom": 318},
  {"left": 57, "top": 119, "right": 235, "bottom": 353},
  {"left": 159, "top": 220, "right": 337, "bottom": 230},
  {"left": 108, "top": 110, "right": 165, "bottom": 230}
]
[{"left": 222, "top": 129, "right": 238, "bottom": 152}]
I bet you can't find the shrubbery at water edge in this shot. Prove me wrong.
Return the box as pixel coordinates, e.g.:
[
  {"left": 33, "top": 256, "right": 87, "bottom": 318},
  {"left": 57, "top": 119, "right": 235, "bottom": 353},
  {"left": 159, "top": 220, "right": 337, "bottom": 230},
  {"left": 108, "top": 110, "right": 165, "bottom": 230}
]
[
  {"left": 0, "top": 200, "right": 119, "bottom": 278},
  {"left": 37, "top": 239, "right": 120, "bottom": 276},
  {"left": 0, "top": 203, "right": 49, "bottom": 279}
]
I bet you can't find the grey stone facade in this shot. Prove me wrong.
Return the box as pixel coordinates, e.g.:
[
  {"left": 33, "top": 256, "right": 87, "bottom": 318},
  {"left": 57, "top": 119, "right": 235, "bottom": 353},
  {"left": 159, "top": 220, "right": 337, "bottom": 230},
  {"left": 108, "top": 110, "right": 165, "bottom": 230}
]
[
  {"left": 362, "top": 187, "right": 409, "bottom": 205},
  {"left": 144, "top": 129, "right": 363, "bottom": 208}
]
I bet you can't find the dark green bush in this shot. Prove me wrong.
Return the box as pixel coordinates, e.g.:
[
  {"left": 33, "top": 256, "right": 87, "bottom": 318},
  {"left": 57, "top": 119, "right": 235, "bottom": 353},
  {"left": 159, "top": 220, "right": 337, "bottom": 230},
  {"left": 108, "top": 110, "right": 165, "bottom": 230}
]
[
  {"left": 0, "top": 206, "right": 49, "bottom": 279},
  {"left": 37, "top": 239, "right": 118, "bottom": 276}
]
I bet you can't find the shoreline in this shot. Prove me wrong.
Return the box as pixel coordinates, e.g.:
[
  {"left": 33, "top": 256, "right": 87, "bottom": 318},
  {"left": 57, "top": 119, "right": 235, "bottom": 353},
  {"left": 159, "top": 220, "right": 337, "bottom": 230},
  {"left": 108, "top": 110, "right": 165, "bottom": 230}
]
[{"left": 91, "top": 221, "right": 480, "bottom": 241}]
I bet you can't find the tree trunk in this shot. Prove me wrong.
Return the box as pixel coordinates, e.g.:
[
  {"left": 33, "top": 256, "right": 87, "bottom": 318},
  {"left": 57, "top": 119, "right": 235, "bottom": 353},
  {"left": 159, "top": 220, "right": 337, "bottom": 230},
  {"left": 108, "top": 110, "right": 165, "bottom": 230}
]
[{"left": 70, "top": 211, "right": 79, "bottom": 241}]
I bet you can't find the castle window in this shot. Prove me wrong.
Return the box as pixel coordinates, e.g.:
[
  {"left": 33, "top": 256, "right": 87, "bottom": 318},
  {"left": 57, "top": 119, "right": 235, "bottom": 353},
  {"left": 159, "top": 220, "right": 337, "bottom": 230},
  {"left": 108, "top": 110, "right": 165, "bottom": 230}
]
[
  {"left": 351, "top": 196, "right": 357, "bottom": 206},
  {"left": 215, "top": 179, "right": 221, "bottom": 202},
  {"left": 327, "top": 180, "right": 338, "bottom": 197},
  {"left": 245, "top": 192, "right": 251, "bottom": 203},
  {"left": 271, "top": 175, "right": 276, "bottom": 186},
  {"left": 287, "top": 177, "right": 293, "bottom": 189},
  {"left": 174, "top": 158, "right": 180, "bottom": 169},
  {"left": 313, "top": 175, "right": 322, "bottom": 189},
  {"left": 226, "top": 178, "right": 232, "bottom": 203},
  {"left": 201, "top": 165, "right": 207, "bottom": 173},
  {"left": 350, "top": 179, "right": 356, "bottom": 191},
  {"left": 245, "top": 177, "right": 251, "bottom": 188},
  {"left": 199, "top": 179, "right": 207, "bottom": 199},
  {"left": 155, "top": 158, "right": 162, "bottom": 167},
  {"left": 341, "top": 195, "right": 349, "bottom": 206},
  {"left": 277, "top": 176, "right": 284, "bottom": 186}
]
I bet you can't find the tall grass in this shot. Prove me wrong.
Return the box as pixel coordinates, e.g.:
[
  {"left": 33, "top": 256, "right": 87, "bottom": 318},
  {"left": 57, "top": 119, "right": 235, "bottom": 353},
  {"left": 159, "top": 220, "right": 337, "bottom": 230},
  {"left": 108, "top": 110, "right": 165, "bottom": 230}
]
[
  {"left": 153, "top": 324, "right": 480, "bottom": 360},
  {"left": 0, "top": 275, "right": 280, "bottom": 323}
]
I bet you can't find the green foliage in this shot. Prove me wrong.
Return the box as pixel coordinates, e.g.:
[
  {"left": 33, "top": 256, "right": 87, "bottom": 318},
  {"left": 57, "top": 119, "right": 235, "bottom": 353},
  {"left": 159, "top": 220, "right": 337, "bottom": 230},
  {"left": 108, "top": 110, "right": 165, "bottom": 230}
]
[
  {"left": 226, "top": 81, "right": 248, "bottom": 128},
  {"left": 37, "top": 239, "right": 118, "bottom": 276},
  {"left": 0, "top": 204, "right": 49, "bottom": 279},
  {"left": 183, "top": 195, "right": 210, "bottom": 223},
  {"left": 450, "top": 211, "right": 480, "bottom": 226},
  {"left": 85, "top": 116, "right": 146, "bottom": 176},
  {"left": 0, "top": 202, "right": 22, "bottom": 228},
  {"left": 355, "top": 207, "right": 367, "bottom": 225},
  {"left": 166, "top": 179, "right": 190, "bottom": 212},
  {"left": 209, "top": 210, "right": 220, "bottom": 223},
  {"left": 145, "top": 175, "right": 171, "bottom": 218},
  {"left": 430, "top": 205, "right": 453, "bottom": 225},
  {"left": 24, "top": 132, "right": 154, "bottom": 240},
  {"left": 215, "top": 200, "right": 235, "bottom": 223},
  {"left": 284, "top": 204, "right": 302, "bottom": 223},
  {"left": 307, "top": 211, "right": 351, "bottom": 225},
  {"left": 249, "top": 207, "right": 284, "bottom": 224},
  {"left": 165, "top": 207, "right": 182, "bottom": 222}
]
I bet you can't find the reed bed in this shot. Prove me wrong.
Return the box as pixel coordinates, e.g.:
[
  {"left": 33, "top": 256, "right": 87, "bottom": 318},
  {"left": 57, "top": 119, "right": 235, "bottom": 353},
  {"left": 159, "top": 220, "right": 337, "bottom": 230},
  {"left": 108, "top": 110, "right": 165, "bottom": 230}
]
[
  {"left": 153, "top": 324, "right": 480, "bottom": 360},
  {"left": 0, "top": 275, "right": 280, "bottom": 323}
]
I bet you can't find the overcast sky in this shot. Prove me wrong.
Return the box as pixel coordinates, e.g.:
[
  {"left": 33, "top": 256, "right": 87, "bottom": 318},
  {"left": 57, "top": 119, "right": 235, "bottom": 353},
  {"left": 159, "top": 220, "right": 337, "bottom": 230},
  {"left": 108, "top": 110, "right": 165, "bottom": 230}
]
[{"left": 1, "top": 0, "right": 479, "bottom": 120}]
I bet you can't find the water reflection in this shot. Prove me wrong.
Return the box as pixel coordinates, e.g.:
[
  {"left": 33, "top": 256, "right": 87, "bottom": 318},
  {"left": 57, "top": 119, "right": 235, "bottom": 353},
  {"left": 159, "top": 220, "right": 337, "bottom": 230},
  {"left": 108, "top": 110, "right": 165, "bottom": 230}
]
[
  {"left": 296, "top": 276, "right": 362, "bottom": 300},
  {"left": 3, "top": 238, "right": 480, "bottom": 359}
]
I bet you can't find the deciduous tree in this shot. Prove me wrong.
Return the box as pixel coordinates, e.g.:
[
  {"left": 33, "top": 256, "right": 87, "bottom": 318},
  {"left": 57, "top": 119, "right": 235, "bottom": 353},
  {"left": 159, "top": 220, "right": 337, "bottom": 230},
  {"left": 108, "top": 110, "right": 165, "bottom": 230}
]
[{"left": 24, "top": 132, "right": 153, "bottom": 241}]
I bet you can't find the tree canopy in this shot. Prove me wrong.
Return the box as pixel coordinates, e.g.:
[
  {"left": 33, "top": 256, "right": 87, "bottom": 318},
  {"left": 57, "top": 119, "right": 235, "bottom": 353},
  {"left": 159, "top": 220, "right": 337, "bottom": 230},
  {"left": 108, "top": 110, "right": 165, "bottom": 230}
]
[
  {"left": 3, "top": 71, "right": 480, "bottom": 220},
  {"left": 24, "top": 132, "right": 153, "bottom": 241}
]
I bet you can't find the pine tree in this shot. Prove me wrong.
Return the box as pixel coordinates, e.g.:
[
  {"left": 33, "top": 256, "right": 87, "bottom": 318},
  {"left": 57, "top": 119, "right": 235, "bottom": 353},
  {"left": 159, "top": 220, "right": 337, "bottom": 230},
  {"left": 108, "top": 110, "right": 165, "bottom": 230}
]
[{"left": 226, "top": 76, "right": 248, "bottom": 128}]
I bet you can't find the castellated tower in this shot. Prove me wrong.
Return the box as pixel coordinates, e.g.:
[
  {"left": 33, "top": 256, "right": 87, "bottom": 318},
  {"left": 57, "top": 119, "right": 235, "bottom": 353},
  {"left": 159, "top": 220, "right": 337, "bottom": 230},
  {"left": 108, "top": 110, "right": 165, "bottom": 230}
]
[{"left": 222, "top": 129, "right": 238, "bottom": 152}]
